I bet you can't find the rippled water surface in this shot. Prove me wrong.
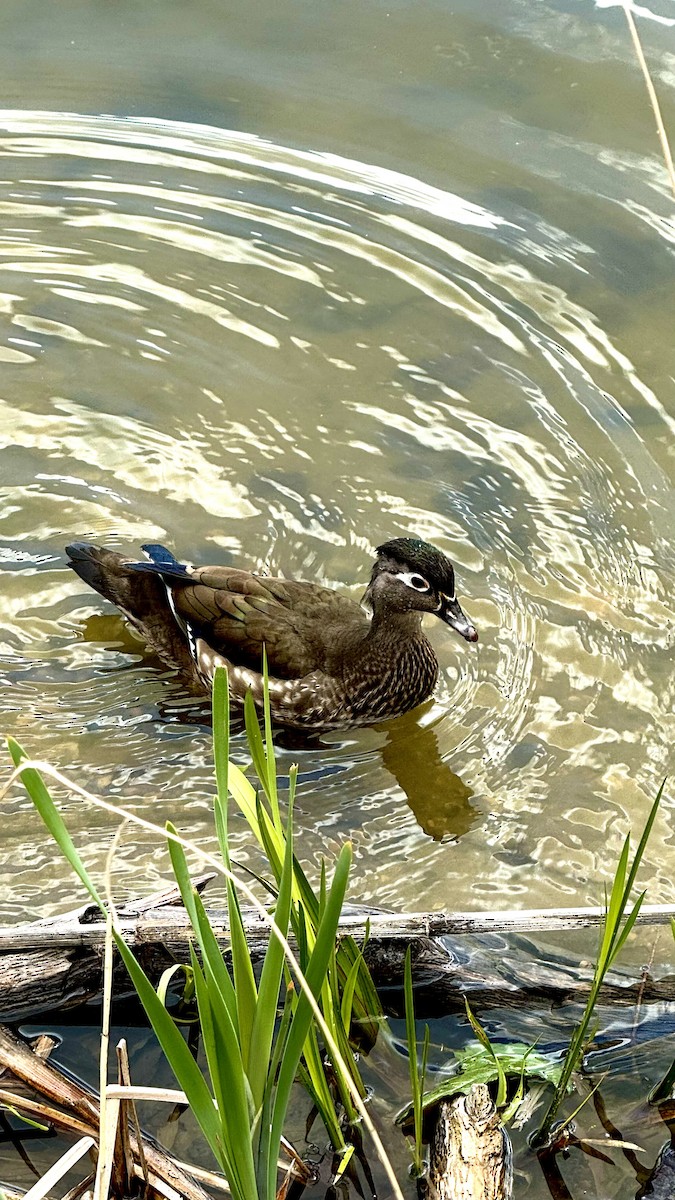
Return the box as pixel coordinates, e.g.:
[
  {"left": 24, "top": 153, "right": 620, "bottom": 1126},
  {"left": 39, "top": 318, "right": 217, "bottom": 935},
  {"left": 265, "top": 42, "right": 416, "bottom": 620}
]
[{"left": 1, "top": 1, "right": 674, "bottom": 938}]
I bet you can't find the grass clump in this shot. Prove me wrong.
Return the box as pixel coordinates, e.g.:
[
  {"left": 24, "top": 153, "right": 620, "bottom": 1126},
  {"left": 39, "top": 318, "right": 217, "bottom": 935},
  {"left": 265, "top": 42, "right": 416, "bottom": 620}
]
[
  {"left": 3, "top": 668, "right": 667, "bottom": 1200},
  {"left": 534, "top": 780, "right": 665, "bottom": 1146},
  {"left": 7, "top": 664, "right": 385, "bottom": 1200}
]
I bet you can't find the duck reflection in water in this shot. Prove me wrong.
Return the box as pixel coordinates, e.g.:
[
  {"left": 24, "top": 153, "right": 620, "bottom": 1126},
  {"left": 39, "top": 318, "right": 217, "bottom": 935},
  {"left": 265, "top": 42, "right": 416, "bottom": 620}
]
[
  {"left": 76, "top": 613, "right": 478, "bottom": 841},
  {"left": 378, "top": 703, "right": 478, "bottom": 842}
]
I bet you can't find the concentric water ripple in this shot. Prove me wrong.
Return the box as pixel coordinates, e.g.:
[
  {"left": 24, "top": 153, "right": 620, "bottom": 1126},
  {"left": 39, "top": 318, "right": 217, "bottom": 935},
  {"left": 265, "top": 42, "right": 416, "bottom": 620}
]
[{"left": 1, "top": 110, "right": 673, "bottom": 921}]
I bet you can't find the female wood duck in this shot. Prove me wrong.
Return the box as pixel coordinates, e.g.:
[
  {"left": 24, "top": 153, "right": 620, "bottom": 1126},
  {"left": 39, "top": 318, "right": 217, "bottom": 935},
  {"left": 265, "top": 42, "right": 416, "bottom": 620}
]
[{"left": 66, "top": 537, "right": 478, "bottom": 731}]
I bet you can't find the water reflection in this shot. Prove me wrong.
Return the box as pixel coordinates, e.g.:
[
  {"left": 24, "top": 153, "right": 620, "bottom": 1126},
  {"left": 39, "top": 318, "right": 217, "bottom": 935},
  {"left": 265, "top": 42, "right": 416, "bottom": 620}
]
[
  {"left": 78, "top": 612, "right": 478, "bottom": 841},
  {"left": 380, "top": 707, "right": 478, "bottom": 842}
]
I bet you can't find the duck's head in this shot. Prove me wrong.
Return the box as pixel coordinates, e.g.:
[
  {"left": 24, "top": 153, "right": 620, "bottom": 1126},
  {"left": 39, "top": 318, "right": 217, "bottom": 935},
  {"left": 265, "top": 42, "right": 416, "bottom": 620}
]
[{"left": 365, "top": 537, "right": 478, "bottom": 642}]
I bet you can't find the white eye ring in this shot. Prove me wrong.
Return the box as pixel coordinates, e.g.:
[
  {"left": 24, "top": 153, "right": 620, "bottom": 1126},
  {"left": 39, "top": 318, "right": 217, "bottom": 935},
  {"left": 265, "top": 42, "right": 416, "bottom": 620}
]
[{"left": 399, "top": 570, "right": 430, "bottom": 592}]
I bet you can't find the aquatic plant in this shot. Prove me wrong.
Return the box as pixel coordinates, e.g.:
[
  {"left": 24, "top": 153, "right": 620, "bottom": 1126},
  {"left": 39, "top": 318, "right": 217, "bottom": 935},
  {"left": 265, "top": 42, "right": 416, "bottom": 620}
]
[
  {"left": 7, "top": 664, "right": 390, "bottom": 1200},
  {"left": 534, "top": 780, "right": 665, "bottom": 1146},
  {"left": 402, "top": 943, "right": 430, "bottom": 1177}
]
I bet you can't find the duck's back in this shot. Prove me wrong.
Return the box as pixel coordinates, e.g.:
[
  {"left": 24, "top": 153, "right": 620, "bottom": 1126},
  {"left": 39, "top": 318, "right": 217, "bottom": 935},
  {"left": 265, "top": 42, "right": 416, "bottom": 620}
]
[{"left": 151, "top": 565, "right": 370, "bottom": 679}]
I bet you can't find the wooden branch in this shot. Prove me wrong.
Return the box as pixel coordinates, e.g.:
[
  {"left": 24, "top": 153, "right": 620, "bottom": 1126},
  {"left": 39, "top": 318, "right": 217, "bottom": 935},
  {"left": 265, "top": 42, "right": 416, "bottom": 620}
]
[
  {"left": 0, "top": 1024, "right": 213, "bottom": 1200},
  {"left": 4, "top": 901, "right": 675, "bottom": 954},
  {"left": 2, "top": 897, "right": 675, "bottom": 1023}
]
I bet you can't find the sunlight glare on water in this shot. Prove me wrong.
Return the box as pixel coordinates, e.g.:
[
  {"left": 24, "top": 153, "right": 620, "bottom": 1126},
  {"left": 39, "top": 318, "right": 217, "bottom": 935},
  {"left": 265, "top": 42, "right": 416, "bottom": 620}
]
[{"left": 0, "top": 9, "right": 673, "bottom": 930}]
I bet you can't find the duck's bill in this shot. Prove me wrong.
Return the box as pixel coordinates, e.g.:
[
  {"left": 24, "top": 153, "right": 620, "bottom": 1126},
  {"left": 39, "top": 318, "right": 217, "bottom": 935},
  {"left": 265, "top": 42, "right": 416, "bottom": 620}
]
[{"left": 439, "top": 596, "right": 478, "bottom": 642}]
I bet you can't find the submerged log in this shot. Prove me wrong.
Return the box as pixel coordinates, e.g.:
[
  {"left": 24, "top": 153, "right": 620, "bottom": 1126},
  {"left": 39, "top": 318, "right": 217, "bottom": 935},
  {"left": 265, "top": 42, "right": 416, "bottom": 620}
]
[
  {"left": 1, "top": 894, "right": 675, "bottom": 1021},
  {"left": 7, "top": 900, "right": 675, "bottom": 952},
  {"left": 0, "top": 878, "right": 216, "bottom": 1022},
  {"left": 426, "top": 1085, "right": 512, "bottom": 1200}
]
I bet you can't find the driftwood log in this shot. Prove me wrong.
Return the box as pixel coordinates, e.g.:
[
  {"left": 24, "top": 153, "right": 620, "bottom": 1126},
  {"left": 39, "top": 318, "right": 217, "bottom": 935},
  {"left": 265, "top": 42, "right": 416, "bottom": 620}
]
[
  {"left": 426, "top": 1085, "right": 512, "bottom": 1200},
  {"left": 2, "top": 888, "right": 675, "bottom": 1021}
]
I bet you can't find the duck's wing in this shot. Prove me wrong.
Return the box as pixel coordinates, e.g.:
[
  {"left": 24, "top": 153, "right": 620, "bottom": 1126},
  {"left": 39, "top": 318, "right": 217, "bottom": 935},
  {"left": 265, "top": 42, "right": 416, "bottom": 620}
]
[
  {"left": 165, "top": 564, "right": 367, "bottom": 678},
  {"left": 67, "top": 542, "right": 367, "bottom": 683}
]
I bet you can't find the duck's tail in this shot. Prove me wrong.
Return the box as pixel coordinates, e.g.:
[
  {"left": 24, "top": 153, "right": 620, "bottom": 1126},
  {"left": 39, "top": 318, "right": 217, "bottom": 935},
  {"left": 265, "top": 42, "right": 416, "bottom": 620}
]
[{"left": 66, "top": 542, "right": 201, "bottom": 684}]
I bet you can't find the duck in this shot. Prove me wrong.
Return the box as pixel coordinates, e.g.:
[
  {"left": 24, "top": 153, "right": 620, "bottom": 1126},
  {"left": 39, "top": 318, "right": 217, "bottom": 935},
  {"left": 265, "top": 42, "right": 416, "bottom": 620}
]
[{"left": 66, "top": 537, "right": 478, "bottom": 732}]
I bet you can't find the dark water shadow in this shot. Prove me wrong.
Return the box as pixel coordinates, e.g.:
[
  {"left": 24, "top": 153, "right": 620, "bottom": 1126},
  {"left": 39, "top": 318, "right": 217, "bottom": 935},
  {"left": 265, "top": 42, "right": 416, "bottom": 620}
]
[{"left": 377, "top": 706, "right": 479, "bottom": 842}]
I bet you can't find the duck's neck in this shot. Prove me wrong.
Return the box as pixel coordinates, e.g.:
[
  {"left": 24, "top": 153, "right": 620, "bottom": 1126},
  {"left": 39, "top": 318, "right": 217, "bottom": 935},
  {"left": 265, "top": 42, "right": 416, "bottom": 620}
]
[
  {"left": 341, "top": 606, "right": 438, "bottom": 720},
  {"left": 368, "top": 607, "right": 424, "bottom": 641}
]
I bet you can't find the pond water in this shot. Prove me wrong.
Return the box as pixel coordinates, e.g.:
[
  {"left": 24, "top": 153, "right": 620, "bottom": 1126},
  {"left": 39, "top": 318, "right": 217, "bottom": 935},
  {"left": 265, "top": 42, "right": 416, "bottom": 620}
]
[
  {"left": 1, "top": 4, "right": 674, "bottom": 943},
  {"left": 7, "top": 988, "right": 675, "bottom": 1199}
]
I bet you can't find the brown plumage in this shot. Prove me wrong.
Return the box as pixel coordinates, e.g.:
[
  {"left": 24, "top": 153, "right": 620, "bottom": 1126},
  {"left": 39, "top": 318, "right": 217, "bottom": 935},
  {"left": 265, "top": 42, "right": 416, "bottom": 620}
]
[{"left": 66, "top": 537, "right": 478, "bottom": 731}]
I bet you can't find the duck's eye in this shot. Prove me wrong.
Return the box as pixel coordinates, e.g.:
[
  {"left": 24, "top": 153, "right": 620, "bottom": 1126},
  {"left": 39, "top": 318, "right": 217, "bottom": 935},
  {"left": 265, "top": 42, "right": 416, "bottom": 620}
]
[{"left": 400, "top": 571, "right": 430, "bottom": 592}]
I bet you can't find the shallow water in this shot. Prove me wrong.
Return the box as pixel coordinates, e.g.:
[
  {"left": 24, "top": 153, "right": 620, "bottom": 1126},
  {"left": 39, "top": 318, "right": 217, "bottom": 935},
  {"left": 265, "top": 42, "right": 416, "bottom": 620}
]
[
  {"left": 9, "top": 982, "right": 675, "bottom": 1199},
  {"left": 1, "top": 2, "right": 674, "bottom": 942}
]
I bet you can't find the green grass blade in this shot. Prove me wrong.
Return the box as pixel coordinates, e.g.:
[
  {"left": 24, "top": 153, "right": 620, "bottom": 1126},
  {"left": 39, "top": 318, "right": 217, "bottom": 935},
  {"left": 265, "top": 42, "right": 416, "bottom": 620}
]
[
  {"left": 340, "top": 948, "right": 365, "bottom": 1032},
  {"left": 164, "top": 835, "right": 260, "bottom": 1153},
  {"left": 187, "top": 915, "right": 262, "bottom": 1149},
  {"left": 300, "top": 1022, "right": 346, "bottom": 1152},
  {"left": 248, "top": 793, "right": 295, "bottom": 1110},
  {"left": 212, "top": 667, "right": 230, "bottom": 863},
  {"left": 287, "top": 762, "right": 297, "bottom": 812},
  {"left": 403, "top": 945, "right": 429, "bottom": 1171},
  {"left": 327, "top": 939, "right": 342, "bottom": 1018},
  {"left": 114, "top": 929, "right": 224, "bottom": 1166},
  {"left": 417, "top": 1024, "right": 430, "bottom": 1168},
  {"left": 287, "top": 851, "right": 320, "bottom": 925},
  {"left": 608, "top": 891, "right": 646, "bottom": 966},
  {"left": 7, "top": 739, "right": 233, "bottom": 1171},
  {"left": 226, "top": 877, "right": 258, "bottom": 1071},
  {"left": 258, "top": 983, "right": 295, "bottom": 1198},
  {"left": 212, "top": 665, "right": 230, "bottom": 798},
  {"left": 320, "top": 974, "right": 361, "bottom": 1117},
  {"left": 536, "top": 781, "right": 666, "bottom": 1145},
  {"left": 295, "top": 902, "right": 310, "bottom": 973},
  {"left": 623, "top": 779, "right": 665, "bottom": 898},
  {"left": 187, "top": 949, "right": 233, "bottom": 1150},
  {"left": 270, "top": 843, "right": 352, "bottom": 1167},
  {"left": 228, "top": 759, "right": 263, "bottom": 842},
  {"left": 256, "top": 793, "right": 285, "bottom": 884},
  {"left": 188, "top": 945, "right": 257, "bottom": 1200},
  {"left": 332, "top": 1144, "right": 355, "bottom": 1186},
  {"left": 649, "top": 1054, "right": 675, "bottom": 1104},
  {"left": 166, "top": 823, "right": 239, "bottom": 1015},
  {"left": 261, "top": 648, "right": 280, "bottom": 829},
  {"left": 166, "top": 821, "right": 206, "bottom": 934},
  {"left": 192, "top": 889, "right": 242, "bottom": 1021},
  {"left": 501, "top": 1040, "right": 539, "bottom": 1123},
  {"left": 8, "top": 738, "right": 105, "bottom": 909},
  {"left": 600, "top": 783, "right": 664, "bottom": 968},
  {"left": 336, "top": 929, "right": 382, "bottom": 1038},
  {"left": 156, "top": 963, "right": 196, "bottom": 1017},
  {"left": 319, "top": 860, "right": 327, "bottom": 916},
  {"left": 597, "top": 835, "right": 629, "bottom": 968},
  {"left": 244, "top": 689, "right": 272, "bottom": 803},
  {"left": 404, "top": 947, "right": 421, "bottom": 1148},
  {"left": 464, "top": 999, "right": 507, "bottom": 1108}
]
